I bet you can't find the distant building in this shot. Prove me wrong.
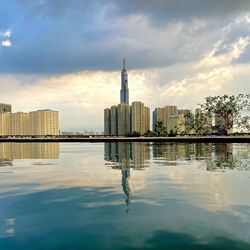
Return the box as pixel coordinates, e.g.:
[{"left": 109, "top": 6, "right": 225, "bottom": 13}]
[
  {"left": 118, "top": 103, "right": 130, "bottom": 136},
  {"left": 131, "top": 101, "right": 150, "bottom": 134},
  {"left": 0, "top": 103, "right": 11, "bottom": 113},
  {"left": 10, "top": 112, "right": 30, "bottom": 136},
  {"left": 110, "top": 105, "right": 118, "bottom": 136},
  {"left": 168, "top": 114, "right": 186, "bottom": 134},
  {"left": 30, "top": 109, "right": 59, "bottom": 135},
  {"left": 104, "top": 59, "right": 150, "bottom": 136},
  {"left": 104, "top": 108, "right": 111, "bottom": 135},
  {"left": 152, "top": 105, "right": 177, "bottom": 130},
  {"left": 0, "top": 112, "right": 11, "bottom": 135}
]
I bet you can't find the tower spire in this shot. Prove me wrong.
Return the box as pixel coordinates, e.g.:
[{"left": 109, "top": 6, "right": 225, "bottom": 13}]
[
  {"left": 120, "top": 58, "right": 129, "bottom": 104},
  {"left": 123, "top": 58, "right": 126, "bottom": 70}
]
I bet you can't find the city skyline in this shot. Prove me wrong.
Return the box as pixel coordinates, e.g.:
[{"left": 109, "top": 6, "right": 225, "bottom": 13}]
[{"left": 0, "top": 1, "right": 250, "bottom": 132}]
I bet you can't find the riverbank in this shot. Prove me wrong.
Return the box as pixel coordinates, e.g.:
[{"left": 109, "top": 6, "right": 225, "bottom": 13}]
[{"left": 0, "top": 136, "right": 249, "bottom": 143}]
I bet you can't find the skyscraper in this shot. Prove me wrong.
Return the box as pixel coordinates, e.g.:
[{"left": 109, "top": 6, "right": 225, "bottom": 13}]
[
  {"left": 118, "top": 103, "right": 130, "bottom": 136},
  {"left": 131, "top": 101, "right": 150, "bottom": 134},
  {"left": 120, "top": 58, "right": 129, "bottom": 104}
]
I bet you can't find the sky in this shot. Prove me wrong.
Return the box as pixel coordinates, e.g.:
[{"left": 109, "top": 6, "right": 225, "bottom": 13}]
[{"left": 0, "top": 0, "right": 250, "bottom": 132}]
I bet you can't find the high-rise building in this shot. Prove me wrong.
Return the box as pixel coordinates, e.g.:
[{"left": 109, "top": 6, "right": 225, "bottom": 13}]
[
  {"left": 104, "top": 108, "right": 111, "bottom": 135},
  {"left": 168, "top": 114, "right": 186, "bottom": 134},
  {"left": 0, "top": 112, "right": 11, "bottom": 136},
  {"left": 153, "top": 105, "right": 177, "bottom": 130},
  {"left": 29, "top": 109, "right": 59, "bottom": 135},
  {"left": 117, "top": 103, "right": 130, "bottom": 136},
  {"left": 131, "top": 101, "right": 150, "bottom": 134},
  {"left": 0, "top": 103, "right": 11, "bottom": 113},
  {"left": 110, "top": 105, "right": 118, "bottom": 136},
  {"left": 104, "top": 60, "right": 150, "bottom": 136},
  {"left": 10, "top": 112, "right": 30, "bottom": 136},
  {"left": 120, "top": 58, "right": 129, "bottom": 104}
]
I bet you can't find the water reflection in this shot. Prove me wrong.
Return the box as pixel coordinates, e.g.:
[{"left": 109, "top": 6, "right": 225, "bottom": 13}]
[
  {"left": 105, "top": 142, "right": 249, "bottom": 172},
  {"left": 0, "top": 143, "right": 59, "bottom": 166},
  {"left": 104, "top": 142, "right": 151, "bottom": 210},
  {"left": 0, "top": 142, "right": 249, "bottom": 249}
]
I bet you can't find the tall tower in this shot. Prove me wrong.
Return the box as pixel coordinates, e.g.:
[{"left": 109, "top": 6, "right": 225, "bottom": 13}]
[{"left": 120, "top": 58, "right": 129, "bottom": 104}]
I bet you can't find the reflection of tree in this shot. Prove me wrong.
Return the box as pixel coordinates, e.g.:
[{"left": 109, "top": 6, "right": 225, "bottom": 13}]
[
  {"left": 152, "top": 142, "right": 249, "bottom": 171},
  {"left": 153, "top": 143, "right": 195, "bottom": 164},
  {"left": 204, "top": 144, "right": 250, "bottom": 171}
]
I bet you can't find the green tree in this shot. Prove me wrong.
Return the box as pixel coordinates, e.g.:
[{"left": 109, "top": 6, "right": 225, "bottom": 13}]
[
  {"left": 154, "top": 121, "right": 168, "bottom": 136},
  {"left": 201, "top": 94, "right": 250, "bottom": 135},
  {"left": 194, "top": 112, "right": 212, "bottom": 135}
]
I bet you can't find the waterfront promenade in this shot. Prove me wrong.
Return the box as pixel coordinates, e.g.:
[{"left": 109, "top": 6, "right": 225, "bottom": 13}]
[{"left": 0, "top": 136, "right": 249, "bottom": 143}]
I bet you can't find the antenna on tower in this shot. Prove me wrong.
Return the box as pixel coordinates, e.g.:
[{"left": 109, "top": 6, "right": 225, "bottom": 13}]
[{"left": 122, "top": 58, "right": 126, "bottom": 70}]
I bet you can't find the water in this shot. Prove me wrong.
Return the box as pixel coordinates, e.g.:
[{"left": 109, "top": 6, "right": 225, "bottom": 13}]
[{"left": 0, "top": 142, "right": 249, "bottom": 250}]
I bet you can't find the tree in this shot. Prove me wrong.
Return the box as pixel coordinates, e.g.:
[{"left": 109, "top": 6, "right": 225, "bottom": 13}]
[
  {"left": 154, "top": 121, "right": 168, "bottom": 136},
  {"left": 194, "top": 112, "right": 212, "bottom": 135},
  {"left": 201, "top": 94, "right": 250, "bottom": 135}
]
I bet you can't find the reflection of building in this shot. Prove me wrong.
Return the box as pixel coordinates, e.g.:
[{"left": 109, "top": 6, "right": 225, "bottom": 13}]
[
  {"left": 104, "top": 142, "right": 150, "bottom": 169},
  {"left": 0, "top": 143, "right": 60, "bottom": 166},
  {"left": 104, "top": 142, "right": 150, "bottom": 211}
]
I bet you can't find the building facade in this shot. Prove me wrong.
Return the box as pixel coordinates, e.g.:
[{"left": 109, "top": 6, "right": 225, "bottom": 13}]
[
  {"left": 0, "top": 112, "right": 11, "bottom": 136},
  {"left": 29, "top": 110, "right": 59, "bottom": 135},
  {"left": 152, "top": 105, "right": 177, "bottom": 131},
  {"left": 10, "top": 112, "right": 30, "bottom": 136},
  {"left": 117, "top": 103, "right": 130, "bottom": 136},
  {"left": 131, "top": 101, "right": 150, "bottom": 134},
  {"left": 0, "top": 103, "right": 11, "bottom": 114},
  {"left": 104, "top": 108, "right": 111, "bottom": 135}
]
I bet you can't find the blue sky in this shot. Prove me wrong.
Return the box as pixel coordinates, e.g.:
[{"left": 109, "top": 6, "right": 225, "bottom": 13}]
[{"left": 0, "top": 0, "right": 250, "bottom": 131}]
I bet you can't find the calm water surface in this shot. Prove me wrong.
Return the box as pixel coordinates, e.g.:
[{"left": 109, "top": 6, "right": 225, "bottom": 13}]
[{"left": 0, "top": 142, "right": 249, "bottom": 250}]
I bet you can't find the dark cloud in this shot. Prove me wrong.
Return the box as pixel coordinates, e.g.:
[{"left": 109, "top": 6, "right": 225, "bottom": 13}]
[
  {"left": 0, "top": 0, "right": 250, "bottom": 74},
  {"left": 113, "top": 0, "right": 250, "bottom": 22}
]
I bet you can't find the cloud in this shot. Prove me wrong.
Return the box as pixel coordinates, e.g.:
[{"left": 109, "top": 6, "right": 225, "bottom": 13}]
[
  {"left": 1, "top": 40, "right": 12, "bottom": 47},
  {"left": 0, "top": 1, "right": 250, "bottom": 74}
]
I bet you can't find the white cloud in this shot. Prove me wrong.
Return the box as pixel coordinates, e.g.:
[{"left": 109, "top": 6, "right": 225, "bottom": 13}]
[
  {"left": 2, "top": 30, "right": 11, "bottom": 38},
  {"left": 1, "top": 40, "right": 12, "bottom": 47}
]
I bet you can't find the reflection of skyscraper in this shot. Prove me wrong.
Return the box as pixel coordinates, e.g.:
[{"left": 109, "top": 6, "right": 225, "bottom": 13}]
[
  {"left": 104, "top": 142, "right": 150, "bottom": 169},
  {"left": 104, "top": 142, "right": 150, "bottom": 210},
  {"left": 120, "top": 58, "right": 129, "bottom": 104}
]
